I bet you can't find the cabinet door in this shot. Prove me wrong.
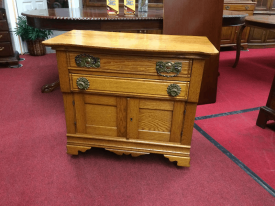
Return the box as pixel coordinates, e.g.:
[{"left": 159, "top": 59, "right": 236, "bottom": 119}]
[
  {"left": 74, "top": 94, "right": 127, "bottom": 137},
  {"left": 270, "top": 0, "right": 275, "bottom": 11},
  {"left": 266, "top": 30, "right": 275, "bottom": 43},
  {"left": 248, "top": 27, "right": 267, "bottom": 43},
  {"left": 127, "top": 98, "right": 185, "bottom": 143},
  {"left": 221, "top": 26, "right": 237, "bottom": 45},
  {"left": 254, "top": 0, "right": 270, "bottom": 11}
]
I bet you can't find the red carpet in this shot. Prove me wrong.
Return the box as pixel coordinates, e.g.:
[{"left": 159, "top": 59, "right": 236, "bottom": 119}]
[
  {"left": 196, "top": 111, "right": 275, "bottom": 189},
  {"left": 0, "top": 49, "right": 275, "bottom": 204}
]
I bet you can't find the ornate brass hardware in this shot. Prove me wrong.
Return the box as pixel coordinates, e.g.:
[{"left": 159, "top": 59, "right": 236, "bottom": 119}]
[
  {"left": 156, "top": 61, "right": 182, "bottom": 78},
  {"left": 75, "top": 54, "right": 100, "bottom": 68},
  {"left": 0, "top": 47, "right": 4, "bottom": 51},
  {"left": 245, "top": 6, "right": 249, "bottom": 10},
  {"left": 225, "top": 6, "right": 230, "bottom": 10},
  {"left": 76, "top": 77, "right": 90, "bottom": 90},
  {"left": 167, "top": 84, "right": 181, "bottom": 97},
  {"left": 0, "top": 35, "right": 2, "bottom": 38}
]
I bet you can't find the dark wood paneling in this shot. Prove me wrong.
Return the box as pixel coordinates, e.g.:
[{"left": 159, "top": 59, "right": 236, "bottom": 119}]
[{"left": 163, "top": 0, "right": 224, "bottom": 104}]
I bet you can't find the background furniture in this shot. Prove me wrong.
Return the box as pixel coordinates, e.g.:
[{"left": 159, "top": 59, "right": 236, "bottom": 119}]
[
  {"left": 222, "top": 0, "right": 256, "bottom": 50},
  {"left": 43, "top": 30, "right": 218, "bottom": 167},
  {"left": 257, "top": 74, "right": 275, "bottom": 128},
  {"left": 235, "top": 15, "right": 275, "bottom": 67},
  {"left": 248, "top": 0, "right": 275, "bottom": 48},
  {"left": 0, "top": 0, "right": 20, "bottom": 68},
  {"left": 163, "top": 0, "right": 224, "bottom": 104}
]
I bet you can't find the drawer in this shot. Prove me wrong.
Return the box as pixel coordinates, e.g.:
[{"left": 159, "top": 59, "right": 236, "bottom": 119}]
[
  {"left": 0, "top": 20, "right": 8, "bottom": 31},
  {"left": 0, "top": 42, "right": 13, "bottom": 57},
  {"left": 224, "top": 4, "right": 255, "bottom": 11},
  {"left": 70, "top": 74, "right": 189, "bottom": 100},
  {"left": 68, "top": 52, "right": 192, "bottom": 79},
  {"left": 0, "top": 32, "right": 10, "bottom": 42}
]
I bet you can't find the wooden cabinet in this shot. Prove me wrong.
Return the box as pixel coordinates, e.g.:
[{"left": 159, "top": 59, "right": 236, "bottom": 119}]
[
  {"left": 43, "top": 30, "right": 218, "bottom": 167},
  {"left": 0, "top": 6, "right": 20, "bottom": 68},
  {"left": 221, "top": 0, "right": 256, "bottom": 50},
  {"left": 248, "top": 0, "right": 275, "bottom": 48}
]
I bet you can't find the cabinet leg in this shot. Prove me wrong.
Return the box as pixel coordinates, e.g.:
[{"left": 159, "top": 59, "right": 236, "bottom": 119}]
[
  {"left": 67, "top": 145, "right": 91, "bottom": 155},
  {"left": 164, "top": 155, "right": 190, "bottom": 167},
  {"left": 233, "top": 24, "right": 246, "bottom": 68},
  {"left": 256, "top": 106, "right": 275, "bottom": 129}
]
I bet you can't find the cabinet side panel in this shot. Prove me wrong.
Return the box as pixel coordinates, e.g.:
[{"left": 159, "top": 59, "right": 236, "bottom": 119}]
[
  {"left": 181, "top": 103, "right": 197, "bottom": 146},
  {"left": 74, "top": 93, "right": 86, "bottom": 133},
  {"left": 56, "top": 51, "right": 70, "bottom": 92},
  {"left": 188, "top": 59, "right": 205, "bottom": 103},
  {"left": 63, "top": 93, "right": 76, "bottom": 134},
  {"left": 170, "top": 101, "right": 185, "bottom": 143}
]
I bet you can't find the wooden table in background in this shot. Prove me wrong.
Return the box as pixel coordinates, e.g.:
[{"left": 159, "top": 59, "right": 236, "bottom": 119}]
[
  {"left": 22, "top": 7, "right": 246, "bottom": 104},
  {"left": 237, "top": 15, "right": 275, "bottom": 128}
]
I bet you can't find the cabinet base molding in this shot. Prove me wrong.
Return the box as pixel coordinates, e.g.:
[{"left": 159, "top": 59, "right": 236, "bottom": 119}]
[
  {"left": 164, "top": 155, "right": 190, "bottom": 167},
  {"left": 106, "top": 149, "right": 149, "bottom": 157},
  {"left": 67, "top": 145, "right": 91, "bottom": 155},
  {"left": 66, "top": 134, "right": 191, "bottom": 166}
]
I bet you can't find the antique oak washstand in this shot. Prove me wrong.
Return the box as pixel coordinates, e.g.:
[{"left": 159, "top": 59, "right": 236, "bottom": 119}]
[{"left": 42, "top": 30, "right": 218, "bottom": 166}]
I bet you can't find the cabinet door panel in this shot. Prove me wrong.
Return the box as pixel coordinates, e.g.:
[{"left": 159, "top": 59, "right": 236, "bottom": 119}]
[
  {"left": 127, "top": 98, "right": 185, "bottom": 143},
  {"left": 74, "top": 93, "right": 127, "bottom": 137},
  {"left": 266, "top": 30, "right": 275, "bottom": 42},
  {"left": 221, "top": 27, "right": 236, "bottom": 44},
  {"left": 248, "top": 27, "right": 266, "bottom": 43}
]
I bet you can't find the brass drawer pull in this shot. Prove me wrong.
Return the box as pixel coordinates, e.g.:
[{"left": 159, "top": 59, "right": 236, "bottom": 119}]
[
  {"left": 167, "top": 84, "right": 181, "bottom": 97},
  {"left": 0, "top": 47, "right": 4, "bottom": 51},
  {"left": 76, "top": 77, "right": 90, "bottom": 90},
  {"left": 225, "top": 6, "right": 230, "bottom": 10},
  {"left": 245, "top": 6, "right": 249, "bottom": 10},
  {"left": 75, "top": 54, "right": 100, "bottom": 68},
  {"left": 156, "top": 61, "right": 182, "bottom": 78},
  {"left": 0, "top": 35, "right": 2, "bottom": 38}
]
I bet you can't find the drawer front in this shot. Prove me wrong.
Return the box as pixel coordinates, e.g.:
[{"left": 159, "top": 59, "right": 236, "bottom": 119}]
[
  {"left": 0, "top": 20, "right": 8, "bottom": 31},
  {"left": 68, "top": 52, "right": 192, "bottom": 79},
  {"left": 0, "top": 42, "right": 13, "bottom": 57},
  {"left": 224, "top": 4, "right": 255, "bottom": 11},
  {"left": 0, "top": 32, "right": 11, "bottom": 42},
  {"left": 70, "top": 74, "right": 189, "bottom": 100}
]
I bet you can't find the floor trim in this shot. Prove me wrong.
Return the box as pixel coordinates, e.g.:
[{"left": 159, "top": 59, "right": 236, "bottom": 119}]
[
  {"left": 195, "top": 107, "right": 260, "bottom": 121},
  {"left": 194, "top": 123, "right": 275, "bottom": 197}
]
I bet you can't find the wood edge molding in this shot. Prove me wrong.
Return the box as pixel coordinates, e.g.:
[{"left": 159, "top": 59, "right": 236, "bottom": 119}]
[
  {"left": 106, "top": 148, "right": 149, "bottom": 157},
  {"left": 67, "top": 145, "right": 91, "bottom": 155},
  {"left": 164, "top": 155, "right": 190, "bottom": 167},
  {"left": 67, "top": 134, "right": 191, "bottom": 154}
]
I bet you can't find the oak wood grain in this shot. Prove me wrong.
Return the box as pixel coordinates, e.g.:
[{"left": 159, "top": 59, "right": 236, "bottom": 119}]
[
  {"left": 170, "top": 101, "right": 185, "bottom": 143},
  {"left": 43, "top": 30, "right": 218, "bottom": 56},
  {"left": 127, "top": 98, "right": 140, "bottom": 139}
]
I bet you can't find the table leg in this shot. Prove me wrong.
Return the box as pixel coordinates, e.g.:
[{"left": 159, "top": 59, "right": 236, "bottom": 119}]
[
  {"left": 233, "top": 24, "right": 246, "bottom": 68},
  {"left": 41, "top": 80, "right": 60, "bottom": 93}
]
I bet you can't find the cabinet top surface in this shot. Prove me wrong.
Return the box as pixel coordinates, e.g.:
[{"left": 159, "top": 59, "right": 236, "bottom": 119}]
[{"left": 43, "top": 30, "right": 218, "bottom": 55}]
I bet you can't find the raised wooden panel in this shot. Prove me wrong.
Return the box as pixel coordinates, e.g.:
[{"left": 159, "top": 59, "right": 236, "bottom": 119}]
[
  {"left": 139, "top": 99, "right": 174, "bottom": 111},
  {"left": 138, "top": 109, "right": 172, "bottom": 132},
  {"left": 84, "top": 94, "right": 117, "bottom": 106},
  {"left": 266, "top": 30, "right": 275, "bottom": 42},
  {"left": 85, "top": 104, "right": 117, "bottom": 127},
  {"left": 221, "top": 27, "right": 237, "bottom": 44},
  {"left": 248, "top": 27, "right": 266, "bottom": 43}
]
